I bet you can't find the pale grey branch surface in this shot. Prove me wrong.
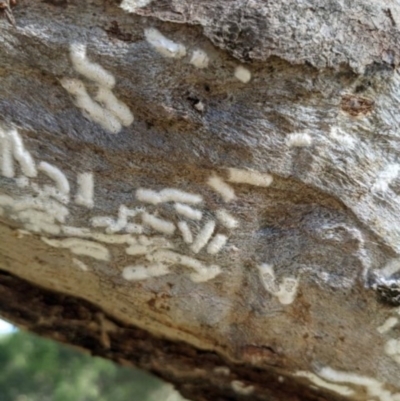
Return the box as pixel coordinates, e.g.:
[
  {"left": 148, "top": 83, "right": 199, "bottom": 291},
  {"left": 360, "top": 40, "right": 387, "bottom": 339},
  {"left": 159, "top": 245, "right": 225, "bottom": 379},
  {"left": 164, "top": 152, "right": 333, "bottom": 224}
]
[{"left": 1, "top": 1, "right": 400, "bottom": 400}]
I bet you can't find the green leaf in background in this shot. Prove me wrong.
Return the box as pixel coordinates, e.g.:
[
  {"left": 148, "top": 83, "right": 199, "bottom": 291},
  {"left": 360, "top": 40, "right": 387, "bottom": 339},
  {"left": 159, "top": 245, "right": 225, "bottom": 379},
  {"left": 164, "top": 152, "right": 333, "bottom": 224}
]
[{"left": 0, "top": 331, "right": 184, "bottom": 401}]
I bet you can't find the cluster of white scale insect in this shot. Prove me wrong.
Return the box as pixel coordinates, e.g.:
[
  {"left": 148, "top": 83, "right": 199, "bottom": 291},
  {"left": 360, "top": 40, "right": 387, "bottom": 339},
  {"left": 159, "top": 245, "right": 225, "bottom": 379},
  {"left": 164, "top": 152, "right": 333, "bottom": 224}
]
[
  {"left": 1, "top": 124, "right": 298, "bottom": 289},
  {"left": 0, "top": 28, "right": 308, "bottom": 298},
  {"left": 5, "top": 12, "right": 400, "bottom": 397},
  {"left": 0, "top": 124, "right": 96, "bottom": 243},
  {"left": 140, "top": 26, "right": 250, "bottom": 80},
  {"left": 296, "top": 367, "right": 400, "bottom": 401}
]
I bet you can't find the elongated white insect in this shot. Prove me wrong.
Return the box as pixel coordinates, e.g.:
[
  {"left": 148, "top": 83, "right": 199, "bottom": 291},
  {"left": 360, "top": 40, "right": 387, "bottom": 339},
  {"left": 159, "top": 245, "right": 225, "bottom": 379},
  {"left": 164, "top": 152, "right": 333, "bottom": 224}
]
[
  {"left": 231, "top": 381, "right": 254, "bottom": 396},
  {"left": 70, "top": 43, "right": 116, "bottom": 88},
  {"left": 147, "top": 250, "right": 221, "bottom": 283},
  {"left": 90, "top": 232, "right": 137, "bottom": 245},
  {"left": 75, "top": 172, "right": 94, "bottom": 208},
  {"left": 125, "top": 245, "right": 148, "bottom": 256},
  {"left": 136, "top": 188, "right": 162, "bottom": 204},
  {"left": 207, "top": 175, "right": 236, "bottom": 202},
  {"left": 234, "top": 66, "right": 251, "bottom": 83},
  {"left": 318, "top": 367, "right": 393, "bottom": 401},
  {"left": 1, "top": 132, "right": 14, "bottom": 178},
  {"left": 286, "top": 133, "right": 313, "bottom": 147},
  {"left": 178, "top": 221, "right": 193, "bottom": 244},
  {"left": 42, "top": 237, "right": 110, "bottom": 261},
  {"left": 189, "top": 265, "right": 221, "bottom": 283},
  {"left": 0, "top": 126, "right": 37, "bottom": 178},
  {"left": 142, "top": 212, "right": 176, "bottom": 235},
  {"left": 190, "top": 49, "right": 209, "bottom": 69},
  {"left": 207, "top": 234, "right": 228, "bottom": 254},
  {"left": 148, "top": 250, "right": 202, "bottom": 270},
  {"left": 191, "top": 220, "right": 216, "bottom": 253},
  {"left": 174, "top": 203, "right": 202, "bottom": 220},
  {"left": 91, "top": 216, "right": 115, "bottom": 228},
  {"left": 62, "top": 226, "right": 91, "bottom": 237},
  {"left": 215, "top": 209, "right": 239, "bottom": 229},
  {"left": 136, "top": 188, "right": 202, "bottom": 204},
  {"left": 96, "top": 88, "right": 134, "bottom": 127},
  {"left": 71, "top": 245, "right": 109, "bottom": 260},
  {"left": 144, "top": 28, "right": 186, "bottom": 59},
  {"left": 377, "top": 317, "right": 398, "bottom": 334},
  {"left": 122, "top": 263, "right": 170, "bottom": 281},
  {"left": 385, "top": 338, "right": 400, "bottom": 361},
  {"left": 228, "top": 168, "right": 273, "bottom": 187},
  {"left": 72, "top": 258, "right": 89, "bottom": 271},
  {"left": 160, "top": 189, "right": 202, "bottom": 204},
  {"left": 8, "top": 127, "right": 37, "bottom": 177},
  {"left": 62, "top": 227, "right": 137, "bottom": 245},
  {"left": 258, "top": 264, "right": 279, "bottom": 293},
  {"left": 39, "top": 162, "right": 70, "bottom": 194},
  {"left": 295, "top": 372, "right": 354, "bottom": 397},
  {"left": 257, "top": 264, "right": 299, "bottom": 305},
  {"left": 61, "top": 78, "right": 122, "bottom": 134},
  {"left": 279, "top": 277, "right": 299, "bottom": 305}
]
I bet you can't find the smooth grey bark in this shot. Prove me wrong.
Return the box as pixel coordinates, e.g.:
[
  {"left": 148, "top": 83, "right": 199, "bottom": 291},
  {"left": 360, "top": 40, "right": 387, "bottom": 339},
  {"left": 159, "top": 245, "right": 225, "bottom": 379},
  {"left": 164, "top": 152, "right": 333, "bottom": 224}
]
[{"left": 1, "top": 1, "right": 400, "bottom": 400}]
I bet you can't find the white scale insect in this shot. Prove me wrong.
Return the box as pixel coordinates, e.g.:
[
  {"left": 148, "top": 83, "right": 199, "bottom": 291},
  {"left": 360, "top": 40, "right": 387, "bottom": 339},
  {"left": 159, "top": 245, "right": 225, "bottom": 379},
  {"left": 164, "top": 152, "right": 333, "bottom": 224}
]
[{"left": 0, "top": 125, "right": 94, "bottom": 238}]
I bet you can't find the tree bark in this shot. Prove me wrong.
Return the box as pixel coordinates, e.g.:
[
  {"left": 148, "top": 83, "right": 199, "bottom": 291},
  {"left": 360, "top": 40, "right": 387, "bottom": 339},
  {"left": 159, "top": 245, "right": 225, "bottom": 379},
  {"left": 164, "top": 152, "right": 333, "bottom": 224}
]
[{"left": 1, "top": 1, "right": 400, "bottom": 400}]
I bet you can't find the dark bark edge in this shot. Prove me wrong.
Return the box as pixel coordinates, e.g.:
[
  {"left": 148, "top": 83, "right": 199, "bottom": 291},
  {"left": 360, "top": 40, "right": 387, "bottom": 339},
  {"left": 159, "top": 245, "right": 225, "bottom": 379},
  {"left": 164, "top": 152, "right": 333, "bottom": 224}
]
[{"left": 0, "top": 268, "right": 338, "bottom": 401}]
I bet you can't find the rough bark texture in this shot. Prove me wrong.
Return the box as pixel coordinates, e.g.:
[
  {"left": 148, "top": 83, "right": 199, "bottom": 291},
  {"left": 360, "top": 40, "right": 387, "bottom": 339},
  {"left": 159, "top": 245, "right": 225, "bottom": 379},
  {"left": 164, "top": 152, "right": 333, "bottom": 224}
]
[{"left": 2, "top": 1, "right": 400, "bottom": 400}]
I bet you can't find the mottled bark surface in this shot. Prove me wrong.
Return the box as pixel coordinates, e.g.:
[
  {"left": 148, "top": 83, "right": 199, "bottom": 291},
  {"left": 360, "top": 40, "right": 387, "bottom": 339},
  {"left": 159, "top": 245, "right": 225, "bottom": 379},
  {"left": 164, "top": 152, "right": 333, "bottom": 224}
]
[{"left": 2, "top": 1, "right": 400, "bottom": 400}]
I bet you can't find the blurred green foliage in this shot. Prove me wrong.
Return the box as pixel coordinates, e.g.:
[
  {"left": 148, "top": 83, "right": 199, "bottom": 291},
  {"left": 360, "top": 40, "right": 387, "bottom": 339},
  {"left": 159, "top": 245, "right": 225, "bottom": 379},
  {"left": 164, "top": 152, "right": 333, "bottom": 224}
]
[{"left": 0, "top": 330, "right": 184, "bottom": 401}]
